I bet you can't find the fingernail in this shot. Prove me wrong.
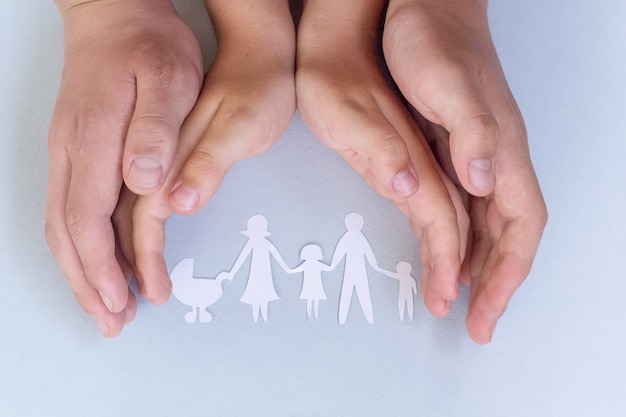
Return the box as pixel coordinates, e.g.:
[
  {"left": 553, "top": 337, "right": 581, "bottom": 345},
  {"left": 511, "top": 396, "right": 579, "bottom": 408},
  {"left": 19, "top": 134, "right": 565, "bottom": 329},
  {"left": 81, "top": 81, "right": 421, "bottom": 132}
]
[
  {"left": 100, "top": 292, "right": 114, "bottom": 313},
  {"left": 444, "top": 300, "right": 452, "bottom": 313},
  {"left": 129, "top": 156, "right": 163, "bottom": 189},
  {"left": 171, "top": 183, "right": 199, "bottom": 211},
  {"left": 95, "top": 318, "right": 109, "bottom": 337},
  {"left": 392, "top": 169, "right": 418, "bottom": 196},
  {"left": 469, "top": 159, "right": 495, "bottom": 194}
]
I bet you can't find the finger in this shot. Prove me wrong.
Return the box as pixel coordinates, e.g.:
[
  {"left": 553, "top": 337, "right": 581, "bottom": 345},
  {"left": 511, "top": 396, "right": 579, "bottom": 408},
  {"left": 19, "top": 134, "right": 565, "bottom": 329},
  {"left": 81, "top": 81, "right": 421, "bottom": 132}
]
[
  {"left": 63, "top": 122, "right": 129, "bottom": 314},
  {"left": 112, "top": 185, "right": 138, "bottom": 270},
  {"left": 45, "top": 145, "right": 122, "bottom": 336},
  {"left": 466, "top": 249, "right": 526, "bottom": 344},
  {"left": 45, "top": 158, "right": 131, "bottom": 336},
  {"left": 383, "top": 30, "right": 499, "bottom": 197},
  {"left": 407, "top": 181, "right": 463, "bottom": 318},
  {"left": 113, "top": 194, "right": 138, "bottom": 326},
  {"left": 413, "top": 209, "right": 463, "bottom": 317},
  {"left": 448, "top": 107, "right": 499, "bottom": 198},
  {"left": 298, "top": 76, "right": 419, "bottom": 201},
  {"left": 397, "top": 132, "right": 467, "bottom": 317},
  {"left": 459, "top": 232, "right": 473, "bottom": 287},
  {"left": 329, "top": 102, "right": 421, "bottom": 200},
  {"left": 113, "top": 219, "right": 138, "bottom": 325},
  {"left": 458, "top": 196, "right": 490, "bottom": 288},
  {"left": 168, "top": 107, "right": 245, "bottom": 214},
  {"left": 468, "top": 197, "right": 492, "bottom": 289},
  {"left": 466, "top": 212, "right": 545, "bottom": 344},
  {"left": 169, "top": 82, "right": 295, "bottom": 214},
  {"left": 123, "top": 62, "right": 202, "bottom": 195},
  {"left": 128, "top": 82, "right": 238, "bottom": 301},
  {"left": 411, "top": 71, "right": 499, "bottom": 197},
  {"left": 131, "top": 192, "right": 173, "bottom": 305}
]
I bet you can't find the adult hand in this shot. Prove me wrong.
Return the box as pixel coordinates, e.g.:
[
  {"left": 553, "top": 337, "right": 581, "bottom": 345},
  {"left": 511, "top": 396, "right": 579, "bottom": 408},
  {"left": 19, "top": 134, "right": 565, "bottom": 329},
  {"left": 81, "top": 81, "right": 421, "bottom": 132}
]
[
  {"left": 125, "top": 0, "right": 297, "bottom": 300},
  {"left": 296, "top": 0, "right": 469, "bottom": 317},
  {"left": 383, "top": 0, "right": 548, "bottom": 343},
  {"left": 45, "top": 0, "right": 203, "bottom": 336}
]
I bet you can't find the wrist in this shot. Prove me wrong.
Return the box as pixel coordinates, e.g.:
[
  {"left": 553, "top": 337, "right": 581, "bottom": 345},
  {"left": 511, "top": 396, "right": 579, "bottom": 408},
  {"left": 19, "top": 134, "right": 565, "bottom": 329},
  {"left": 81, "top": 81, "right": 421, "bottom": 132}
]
[
  {"left": 298, "top": 0, "right": 384, "bottom": 50},
  {"left": 207, "top": 0, "right": 295, "bottom": 63},
  {"left": 55, "top": 0, "right": 173, "bottom": 16},
  {"left": 56, "top": 0, "right": 180, "bottom": 41},
  {"left": 387, "top": 0, "right": 488, "bottom": 18}
]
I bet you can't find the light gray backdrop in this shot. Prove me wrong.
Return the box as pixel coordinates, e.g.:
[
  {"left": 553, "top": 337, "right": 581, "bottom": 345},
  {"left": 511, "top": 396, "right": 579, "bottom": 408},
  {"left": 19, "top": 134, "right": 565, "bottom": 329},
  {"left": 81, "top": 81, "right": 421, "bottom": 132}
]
[{"left": 1, "top": 0, "right": 625, "bottom": 416}]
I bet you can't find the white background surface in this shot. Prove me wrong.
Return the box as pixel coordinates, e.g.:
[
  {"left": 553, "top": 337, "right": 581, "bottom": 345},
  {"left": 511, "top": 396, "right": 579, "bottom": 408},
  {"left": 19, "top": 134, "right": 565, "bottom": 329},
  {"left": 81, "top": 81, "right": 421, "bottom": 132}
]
[{"left": 1, "top": 0, "right": 625, "bottom": 416}]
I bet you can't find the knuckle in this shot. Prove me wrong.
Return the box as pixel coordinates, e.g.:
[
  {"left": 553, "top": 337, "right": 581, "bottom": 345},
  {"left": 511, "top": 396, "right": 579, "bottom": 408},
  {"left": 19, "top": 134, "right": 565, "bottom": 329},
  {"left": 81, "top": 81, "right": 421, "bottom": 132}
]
[
  {"left": 364, "top": 134, "right": 410, "bottom": 184},
  {"left": 144, "top": 279, "right": 172, "bottom": 304},
  {"left": 371, "top": 134, "right": 406, "bottom": 162},
  {"left": 65, "top": 201, "right": 90, "bottom": 238},
  {"left": 218, "top": 103, "right": 281, "bottom": 155},
  {"left": 132, "top": 39, "right": 201, "bottom": 90},
  {"left": 185, "top": 148, "right": 227, "bottom": 183},
  {"left": 129, "top": 113, "right": 178, "bottom": 144},
  {"left": 483, "top": 282, "right": 510, "bottom": 314},
  {"left": 466, "top": 114, "right": 500, "bottom": 142}
]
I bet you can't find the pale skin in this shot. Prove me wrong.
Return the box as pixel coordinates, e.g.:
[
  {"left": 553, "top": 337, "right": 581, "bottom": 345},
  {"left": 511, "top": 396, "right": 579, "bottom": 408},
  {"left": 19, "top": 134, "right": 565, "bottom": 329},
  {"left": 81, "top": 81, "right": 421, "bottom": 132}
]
[
  {"left": 46, "top": 0, "right": 546, "bottom": 343},
  {"left": 296, "top": 0, "right": 469, "bottom": 326},
  {"left": 125, "top": 0, "right": 297, "bottom": 325},
  {"left": 382, "top": 0, "right": 548, "bottom": 343},
  {"left": 45, "top": 0, "right": 204, "bottom": 336},
  {"left": 131, "top": 0, "right": 470, "bottom": 329}
]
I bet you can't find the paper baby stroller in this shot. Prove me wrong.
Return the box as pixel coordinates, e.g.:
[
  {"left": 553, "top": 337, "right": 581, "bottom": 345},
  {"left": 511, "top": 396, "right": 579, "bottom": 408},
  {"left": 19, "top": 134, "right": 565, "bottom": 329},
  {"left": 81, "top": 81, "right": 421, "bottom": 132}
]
[{"left": 169, "top": 258, "right": 233, "bottom": 323}]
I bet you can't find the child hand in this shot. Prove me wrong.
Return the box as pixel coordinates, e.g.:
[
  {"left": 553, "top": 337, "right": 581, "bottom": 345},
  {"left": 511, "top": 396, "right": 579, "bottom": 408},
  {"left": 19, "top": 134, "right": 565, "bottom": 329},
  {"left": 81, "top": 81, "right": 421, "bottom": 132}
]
[
  {"left": 125, "top": 0, "right": 296, "bottom": 303},
  {"left": 382, "top": 0, "right": 547, "bottom": 342},
  {"left": 45, "top": 0, "right": 203, "bottom": 336},
  {"left": 296, "top": 0, "right": 469, "bottom": 318}
]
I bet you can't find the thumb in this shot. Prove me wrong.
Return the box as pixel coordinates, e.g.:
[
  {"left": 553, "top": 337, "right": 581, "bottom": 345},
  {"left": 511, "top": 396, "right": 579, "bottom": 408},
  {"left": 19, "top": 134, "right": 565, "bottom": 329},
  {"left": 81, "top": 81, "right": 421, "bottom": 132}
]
[
  {"left": 168, "top": 100, "right": 286, "bottom": 214},
  {"left": 407, "top": 76, "right": 499, "bottom": 197},
  {"left": 409, "top": 76, "right": 499, "bottom": 198},
  {"left": 123, "top": 67, "right": 202, "bottom": 195},
  {"left": 447, "top": 107, "right": 499, "bottom": 197},
  {"left": 315, "top": 105, "right": 420, "bottom": 201}
]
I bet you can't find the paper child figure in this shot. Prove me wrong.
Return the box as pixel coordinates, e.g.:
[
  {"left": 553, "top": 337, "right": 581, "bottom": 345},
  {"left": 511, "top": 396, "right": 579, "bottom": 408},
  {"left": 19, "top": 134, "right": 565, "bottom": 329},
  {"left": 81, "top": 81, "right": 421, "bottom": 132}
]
[
  {"left": 290, "top": 244, "right": 333, "bottom": 320},
  {"left": 375, "top": 262, "right": 418, "bottom": 321},
  {"left": 170, "top": 258, "right": 233, "bottom": 323},
  {"left": 329, "top": 212, "right": 379, "bottom": 324},
  {"left": 226, "top": 215, "right": 292, "bottom": 322}
]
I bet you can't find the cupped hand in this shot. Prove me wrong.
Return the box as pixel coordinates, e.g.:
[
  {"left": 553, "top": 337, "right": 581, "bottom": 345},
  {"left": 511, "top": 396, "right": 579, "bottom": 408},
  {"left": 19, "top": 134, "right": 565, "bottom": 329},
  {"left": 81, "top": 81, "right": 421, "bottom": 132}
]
[
  {"left": 45, "top": 0, "right": 203, "bottom": 336},
  {"left": 383, "top": 0, "right": 547, "bottom": 342},
  {"left": 123, "top": 0, "right": 297, "bottom": 304},
  {"left": 296, "top": 0, "right": 469, "bottom": 317}
]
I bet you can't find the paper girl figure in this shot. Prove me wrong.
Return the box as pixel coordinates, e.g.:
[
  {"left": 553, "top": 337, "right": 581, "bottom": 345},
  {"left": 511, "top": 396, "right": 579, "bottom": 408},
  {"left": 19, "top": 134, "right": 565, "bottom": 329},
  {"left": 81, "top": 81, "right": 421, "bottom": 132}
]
[
  {"left": 170, "top": 258, "right": 233, "bottom": 323},
  {"left": 290, "top": 244, "right": 333, "bottom": 320},
  {"left": 375, "top": 261, "right": 418, "bottom": 321},
  {"left": 329, "top": 212, "right": 379, "bottom": 324},
  {"left": 226, "top": 215, "right": 292, "bottom": 322}
]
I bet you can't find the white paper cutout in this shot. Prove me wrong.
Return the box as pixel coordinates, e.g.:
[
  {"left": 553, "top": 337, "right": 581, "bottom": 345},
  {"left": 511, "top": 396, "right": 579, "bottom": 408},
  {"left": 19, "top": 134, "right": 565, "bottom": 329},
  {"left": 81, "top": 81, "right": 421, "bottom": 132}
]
[
  {"left": 170, "top": 258, "right": 232, "bottom": 323},
  {"left": 169, "top": 212, "right": 418, "bottom": 325},
  {"left": 375, "top": 262, "right": 417, "bottom": 321},
  {"left": 290, "top": 244, "right": 333, "bottom": 320},
  {"left": 329, "top": 212, "right": 379, "bottom": 324},
  {"left": 226, "top": 215, "right": 292, "bottom": 322}
]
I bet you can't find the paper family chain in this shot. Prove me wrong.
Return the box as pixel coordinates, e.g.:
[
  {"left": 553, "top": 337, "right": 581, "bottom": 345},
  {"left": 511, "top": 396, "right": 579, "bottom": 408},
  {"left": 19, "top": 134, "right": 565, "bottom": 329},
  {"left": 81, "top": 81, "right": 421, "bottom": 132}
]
[{"left": 169, "top": 213, "right": 418, "bottom": 324}]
